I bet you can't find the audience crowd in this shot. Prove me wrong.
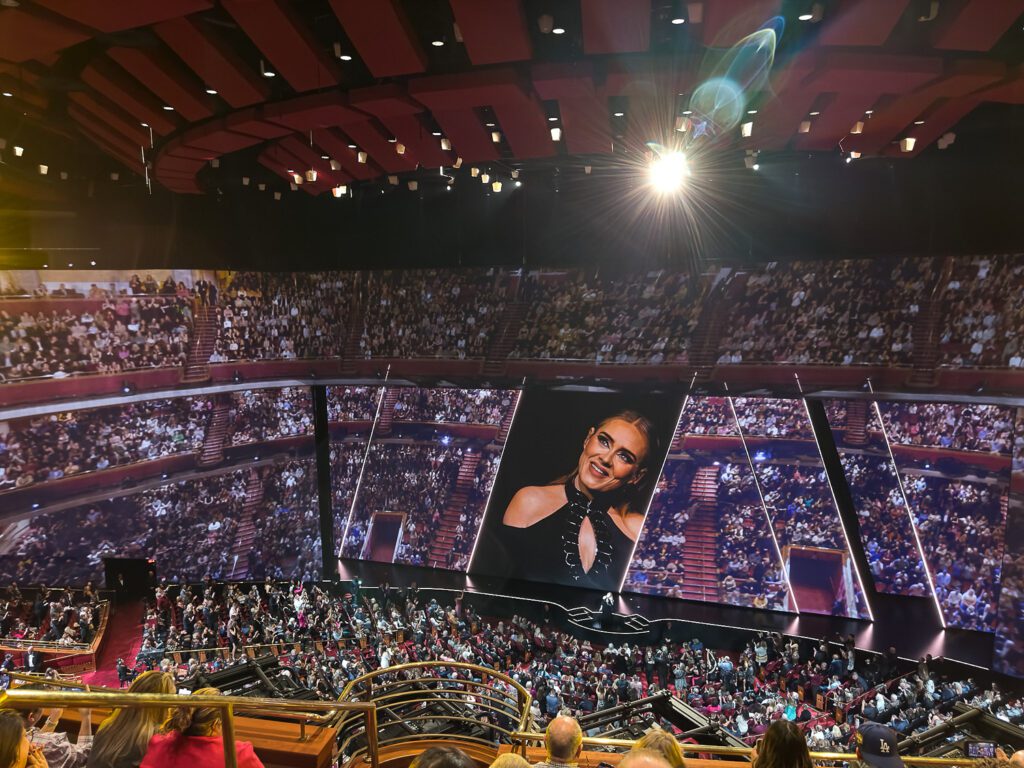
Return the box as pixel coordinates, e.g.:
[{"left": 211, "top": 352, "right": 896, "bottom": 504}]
[
  {"left": 511, "top": 270, "right": 700, "bottom": 364},
  {"left": 903, "top": 474, "right": 1006, "bottom": 632},
  {"left": 0, "top": 397, "right": 211, "bottom": 491},
  {"left": 210, "top": 271, "right": 353, "bottom": 362},
  {"left": 939, "top": 254, "right": 1024, "bottom": 368},
  {"left": 360, "top": 270, "right": 507, "bottom": 359},
  {"left": 0, "top": 295, "right": 192, "bottom": 382},
  {"left": 732, "top": 398, "right": 814, "bottom": 440},
  {"left": 392, "top": 388, "right": 514, "bottom": 427},
  {"left": 716, "top": 258, "right": 933, "bottom": 367},
  {"left": 226, "top": 388, "right": 313, "bottom": 446},
  {"left": 840, "top": 454, "right": 930, "bottom": 596},
  {"left": 880, "top": 402, "right": 1015, "bottom": 455},
  {"left": 341, "top": 442, "right": 462, "bottom": 566},
  {"left": 328, "top": 386, "right": 380, "bottom": 422},
  {"left": 0, "top": 584, "right": 103, "bottom": 648}
]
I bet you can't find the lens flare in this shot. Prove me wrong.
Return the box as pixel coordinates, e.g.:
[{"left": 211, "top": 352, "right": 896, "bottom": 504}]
[
  {"left": 648, "top": 150, "right": 690, "bottom": 194},
  {"left": 686, "top": 17, "right": 784, "bottom": 141}
]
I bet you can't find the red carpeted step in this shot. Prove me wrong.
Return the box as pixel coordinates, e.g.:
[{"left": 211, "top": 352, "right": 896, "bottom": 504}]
[{"left": 82, "top": 600, "right": 144, "bottom": 687}]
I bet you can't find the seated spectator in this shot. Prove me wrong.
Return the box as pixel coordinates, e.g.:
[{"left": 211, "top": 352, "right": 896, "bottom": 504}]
[
  {"left": 0, "top": 709, "right": 47, "bottom": 768},
  {"left": 226, "top": 389, "right": 312, "bottom": 446},
  {"left": 633, "top": 730, "right": 685, "bottom": 768},
  {"left": 140, "top": 688, "right": 262, "bottom": 768},
  {"left": 536, "top": 716, "right": 582, "bottom": 768},
  {"left": 89, "top": 671, "right": 175, "bottom": 768},
  {"left": 750, "top": 720, "right": 813, "bottom": 768},
  {"left": 620, "top": 752, "right": 673, "bottom": 768},
  {"left": 854, "top": 723, "right": 904, "bottom": 768},
  {"left": 411, "top": 747, "right": 477, "bottom": 768}
]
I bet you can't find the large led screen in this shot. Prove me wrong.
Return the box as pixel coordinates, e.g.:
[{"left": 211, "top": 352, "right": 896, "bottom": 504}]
[
  {"left": 623, "top": 396, "right": 792, "bottom": 611},
  {"left": 825, "top": 400, "right": 930, "bottom": 597},
  {"left": 471, "top": 390, "right": 683, "bottom": 592},
  {"left": 731, "top": 397, "right": 870, "bottom": 619},
  {"left": 338, "top": 387, "right": 519, "bottom": 571},
  {"left": 878, "top": 400, "right": 1013, "bottom": 632},
  {"left": 994, "top": 408, "right": 1024, "bottom": 676}
]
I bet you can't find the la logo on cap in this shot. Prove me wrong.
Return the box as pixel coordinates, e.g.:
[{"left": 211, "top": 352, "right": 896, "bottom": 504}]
[{"left": 879, "top": 741, "right": 890, "bottom": 754}]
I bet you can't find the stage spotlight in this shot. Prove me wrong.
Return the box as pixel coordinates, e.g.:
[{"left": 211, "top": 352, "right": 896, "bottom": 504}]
[{"left": 648, "top": 151, "right": 690, "bottom": 194}]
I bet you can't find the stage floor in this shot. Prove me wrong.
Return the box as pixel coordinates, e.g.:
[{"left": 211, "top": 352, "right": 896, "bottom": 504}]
[{"left": 338, "top": 558, "right": 995, "bottom": 672}]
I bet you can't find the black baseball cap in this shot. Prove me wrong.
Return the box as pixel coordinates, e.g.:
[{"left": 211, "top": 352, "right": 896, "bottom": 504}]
[{"left": 857, "top": 723, "right": 904, "bottom": 768}]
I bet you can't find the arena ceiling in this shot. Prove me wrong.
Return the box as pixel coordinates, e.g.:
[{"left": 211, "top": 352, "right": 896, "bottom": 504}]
[{"left": 0, "top": 0, "right": 1022, "bottom": 269}]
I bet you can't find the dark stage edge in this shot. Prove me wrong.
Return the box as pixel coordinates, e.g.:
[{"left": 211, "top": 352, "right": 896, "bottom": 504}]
[{"left": 337, "top": 559, "right": 996, "bottom": 672}]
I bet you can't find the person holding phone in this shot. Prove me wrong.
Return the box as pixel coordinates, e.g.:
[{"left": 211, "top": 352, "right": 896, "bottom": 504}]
[{"left": 0, "top": 710, "right": 49, "bottom": 768}]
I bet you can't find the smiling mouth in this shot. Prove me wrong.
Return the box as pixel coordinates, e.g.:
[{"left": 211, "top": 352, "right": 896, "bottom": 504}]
[{"left": 589, "top": 461, "right": 610, "bottom": 478}]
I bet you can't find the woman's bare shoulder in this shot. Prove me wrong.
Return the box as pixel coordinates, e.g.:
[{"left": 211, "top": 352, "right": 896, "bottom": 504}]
[{"left": 502, "top": 484, "right": 566, "bottom": 528}]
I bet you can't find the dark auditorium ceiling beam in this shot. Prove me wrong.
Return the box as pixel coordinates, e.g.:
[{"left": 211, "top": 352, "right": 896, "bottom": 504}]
[
  {"left": 327, "top": 0, "right": 428, "bottom": 78},
  {"left": 816, "top": 0, "right": 911, "bottom": 47},
  {"left": 32, "top": 0, "right": 211, "bottom": 34},
  {"left": 410, "top": 70, "right": 553, "bottom": 161},
  {"left": 220, "top": 0, "right": 342, "bottom": 93},
  {"left": 67, "top": 92, "right": 152, "bottom": 147},
  {"left": 793, "top": 53, "right": 943, "bottom": 151},
  {"left": 700, "top": 0, "right": 782, "bottom": 46},
  {"left": 0, "top": 6, "right": 90, "bottom": 63},
  {"left": 930, "top": 0, "right": 1024, "bottom": 51},
  {"left": 351, "top": 84, "right": 451, "bottom": 169},
  {"left": 80, "top": 60, "right": 181, "bottom": 136},
  {"left": 312, "top": 129, "right": 382, "bottom": 181},
  {"left": 153, "top": 16, "right": 271, "bottom": 109},
  {"left": 106, "top": 46, "right": 215, "bottom": 123},
  {"left": 580, "top": 0, "right": 651, "bottom": 54},
  {"left": 448, "top": 0, "right": 532, "bottom": 65}
]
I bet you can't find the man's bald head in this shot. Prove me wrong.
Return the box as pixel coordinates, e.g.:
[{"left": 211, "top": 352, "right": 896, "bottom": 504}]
[
  {"left": 619, "top": 749, "right": 673, "bottom": 768},
  {"left": 1008, "top": 750, "right": 1024, "bottom": 768},
  {"left": 545, "top": 716, "right": 583, "bottom": 763}
]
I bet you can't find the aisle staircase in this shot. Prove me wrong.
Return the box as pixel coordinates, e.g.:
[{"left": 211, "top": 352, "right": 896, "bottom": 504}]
[
  {"left": 844, "top": 400, "right": 869, "bottom": 446},
  {"left": 481, "top": 301, "right": 528, "bottom": 377},
  {"left": 183, "top": 302, "right": 217, "bottom": 382},
  {"left": 198, "top": 397, "right": 232, "bottom": 466},
  {"left": 689, "top": 280, "right": 733, "bottom": 380},
  {"left": 375, "top": 388, "right": 400, "bottom": 436},
  {"left": 908, "top": 257, "right": 952, "bottom": 388},
  {"left": 229, "top": 470, "right": 265, "bottom": 579},
  {"left": 427, "top": 451, "right": 482, "bottom": 568},
  {"left": 495, "top": 393, "right": 520, "bottom": 444},
  {"left": 676, "top": 467, "right": 722, "bottom": 601},
  {"left": 339, "top": 293, "right": 366, "bottom": 376}
]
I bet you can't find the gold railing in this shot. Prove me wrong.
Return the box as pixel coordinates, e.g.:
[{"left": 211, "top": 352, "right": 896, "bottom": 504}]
[
  {"left": 509, "top": 733, "right": 982, "bottom": 766},
  {"left": 337, "top": 661, "right": 533, "bottom": 761},
  {"left": 0, "top": 687, "right": 378, "bottom": 768}
]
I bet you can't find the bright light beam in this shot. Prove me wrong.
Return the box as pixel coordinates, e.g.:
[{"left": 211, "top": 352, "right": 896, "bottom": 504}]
[{"left": 648, "top": 151, "right": 690, "bottom": 194}]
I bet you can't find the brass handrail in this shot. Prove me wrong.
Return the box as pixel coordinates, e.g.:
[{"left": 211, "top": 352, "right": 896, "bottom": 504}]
[
  {"left": 1, "top": 687, "right": 379, "bottom": 768},
  {"left": 509, "top": 733, "right": 981, "bottom": 766}
]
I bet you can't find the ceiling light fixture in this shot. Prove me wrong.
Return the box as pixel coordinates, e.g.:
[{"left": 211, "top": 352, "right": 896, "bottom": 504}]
[
  {"left": 38, "top": 164, "right": 47, "bottom": 175},
  {"left": 395, "top": 143, "right": 406, "bottom": 155},
  {"left": 481, "top": 173, "right": 490, "bottom": 184},
  {"left": 851, "top": 121, "right": 864, "bottom": 134},
  {"left": 798, "top": 120, "right": 811, "bottom": 133},
  {"left": 13, "top": 145, "right": 23, "bottom": 156},
  {"left": 552, "top": 26, "right": 565, "bottom": 34},
  {"left": 914, "top": 119, "right": 925, "bottom": 125},
  {"left": 162, "top": 105, "right": 174, "bottom": 111},
  {"left": 431, "top": 39, "right": 445, "bottom": 47},
  {"left": 740, "top": 121, "right": 753, "bottom": 137},
  {"left": 1, "top": 92, "right": 12, "bottom": 98},
  {"left": 440, "top": 138, "right": 451, "bottom": 151},
  {"left": 432, "top": 131, "right": 442, "bottom": 136},
  {"left": 671, "top": 17, "right": 685, "bottom": 24},
  {"left": 613, "top": 111, "right": 624, "bottom": 117},
  {"left": 548, "top": 117, "right": 558, "bottom": 122},
  {"left": 260, "top": 60, "right": 276, "bottom": 78},
  {"left": 305, "top": 169, "right": 317, "bottom": 182},
  {"left": 470, "top": 167, "right": 479, "bottom": 177},
  {"left": 340, "top": 54, "right": 352, "bottom": 61},
  {"left": 491, "top": 131, "right": 501, "bottom": 143},
  {"left": 242, "top": 176, "right": 250, "bottom": 186},
  {"left": 357, "top": 151, "right": 367, "bottom": 164},
  {"left": 332, "top": 185, "right": 347, "bottom": 197},
  {"left": 648, "top": 151, "right": 690, "bottom": 194},
  {"left": 205, "top": 87, "right": 218, "bottom": 95},
  {"left": 492, "top": 181, "right": 502, "bottom": 192},
  {"left": 550, "top": 127, "right": 562, "bottom": 141},
  {"left": 900, "top": 137, "right": 916, "bottom": 152}
]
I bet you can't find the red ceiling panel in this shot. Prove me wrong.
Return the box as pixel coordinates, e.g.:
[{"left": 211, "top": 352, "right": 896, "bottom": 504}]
[
  {"left": 33, "top": 0, "right": 210, "bottom": 33},
  {"left": 67, "top": 93, "right": 150, "bottom": 146},
  {"left": 81, "top": 62, "right": 179, "bottom": 135},
  {"left": 184, "top": 129, "right": 262, "bottom": 155},
  {"left": 166, "top": 145, "right": 216, "bottom": 161},
  {"left": 259, "top": 143, "right": 328, "bottom": 195},
  {"left": 107, "top": 47, "right": 214, "bottom": 123},
  {"left": 580, "top": 0, "right": 651, "bottom": 54},
  {"left": 931, "top": 0, "right": 1024, "bottom": 51},
  {"left": 328, "top": 0, "right": 427, "bottom": 78},
  {"left": 700, "top": 0, "right": 782, "bottom": 46},
  {"left": 313, "top": 129, "right": 381, "bottom": 181},
  {"left": 533, "top": 64, "right": 614, "bottom": 155},
  {"left": 154, "top": 16, "right": 270, "bottom": 108},
  {"left": 850, "top": 60, "right": 1006, "bottom": 154},
  {"left": 449, "top": 0, "right": 532, "bottom": 65},
  {"left": 154, "top": 155, "right": 206, "bottom": 175},
  {"left": 817, "top": 0, "right": 910, "bottom": 47},
  {"left": 0, "top": 8, "right": 88, "bottom": 63},
  {"left": 221, "top": 0, "right": 341, "bottom": 93},
  {"left": 793, "top": 53, "right": 942, "bottom": 150},
  {"left": 881, "top": 99, "right": 980, "bottom": 156},
  {"left": 352, "top": 86, "right": 450, "bottom": 168},
  {"left": 410, "top": 70, "right": 550, "bottom": 161},
  {"left": 978, "top": 65, "right": 1024, "bottom": 104},
  {"left": 342, "top": 120, "right": 420, "bottom": 173},
  {"left": 263, "top": 92, "right": 364, "bottom": 132},
  {"left": 734, "top": 52, "right": 818, "bottom": 150},
  {"left": 224, "top": 110, "right": 294, "bottom": 140},
  {"left": 76, "top": 126, "right": 142, "bottom": 173},
  {"left": 68, "top": 107, "right": 142, "bottom": 165}
]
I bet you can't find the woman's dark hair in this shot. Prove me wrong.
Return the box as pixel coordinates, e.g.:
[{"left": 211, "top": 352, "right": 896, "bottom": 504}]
[
  {"left": 409, "top": 746, "right": 477, "bottom": 768},
  {"left": 0, "top": 710, "right": 25, "bottom": 768},
  {"left": 557, "top": 409, "right": 662, "bottom": 515},
  {"left": 754, "top": 720, "right": 813, "bottom": 768}
]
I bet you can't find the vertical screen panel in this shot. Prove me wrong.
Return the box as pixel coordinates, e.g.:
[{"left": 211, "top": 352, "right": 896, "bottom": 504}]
[
  {"left": 623, "top": 396, "right": 793, "bottom": 611},
  {"left": 825, "top": 399, "right": 931, "bottom": 597},
  {"left": 994, "top": 407, "right": 1024, "bottom": 675},
  {"left": 340, "top": 386, "right": 519, "bottom": 571},
  {"left": 328, "top": 385, "right": 383, "bottom": 559},
  {"left": 732, "top": 396, "right": 870, "bottom": 619},
  {"left": 879, "top": 401, "right": 1013, "bottom": 632}
]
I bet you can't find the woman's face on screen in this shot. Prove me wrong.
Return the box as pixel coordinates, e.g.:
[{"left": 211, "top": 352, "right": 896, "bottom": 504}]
[{"left": 577, "top": 417, "right": 649, "bottom": 495}]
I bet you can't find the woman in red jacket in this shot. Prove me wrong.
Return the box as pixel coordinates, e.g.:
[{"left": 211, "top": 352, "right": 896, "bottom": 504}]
[{"left": 140, "top": 688, "right": 263, "bottom": 768}]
